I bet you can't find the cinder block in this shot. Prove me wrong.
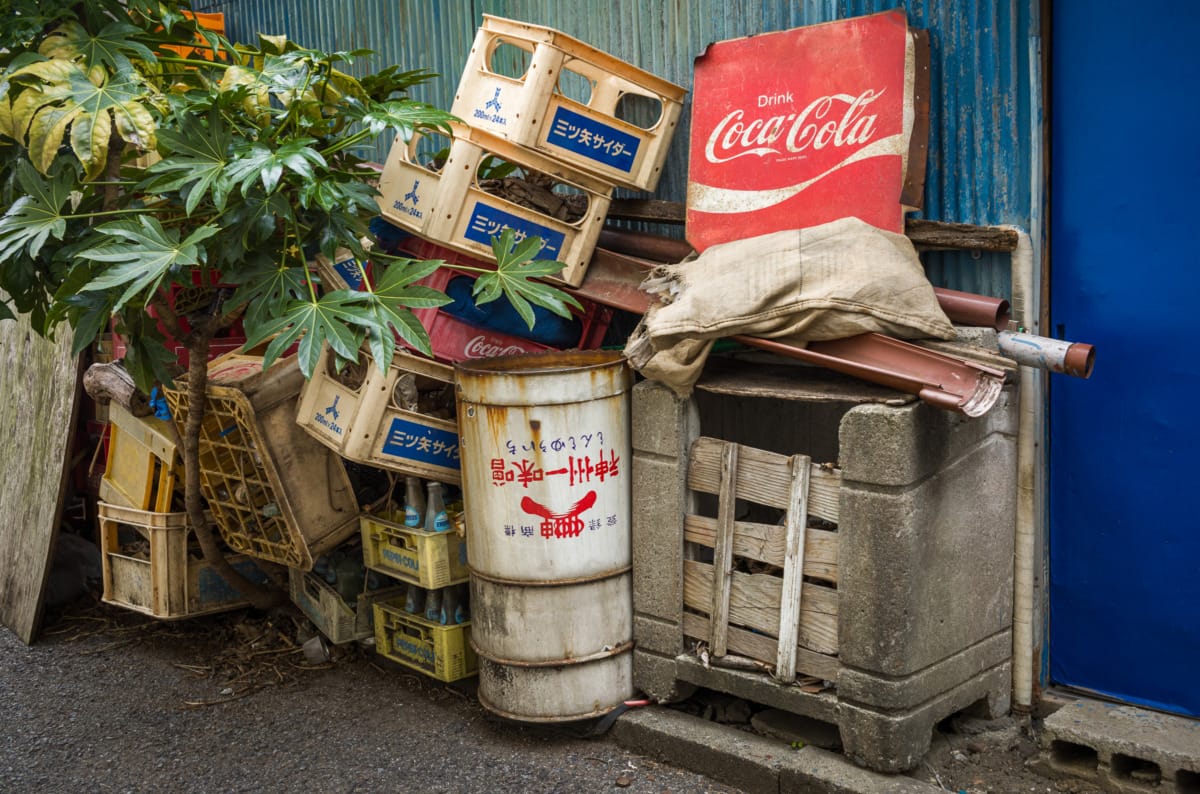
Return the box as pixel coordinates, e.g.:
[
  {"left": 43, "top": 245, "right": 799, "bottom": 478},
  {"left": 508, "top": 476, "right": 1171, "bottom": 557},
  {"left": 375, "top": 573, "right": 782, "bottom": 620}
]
[
  {"left": 631, "top": 455, "right": 686, "bottom": 623},
  {"left": 634, "top": 613, "right": 684, "bottom": 656},
  {"left": 633, "top": 649, "right": 697, "bottom": 704},
  {"left": 780, "top": 745, "right": 942, "bottom": 793},
  {"left": 1035, "top": 700, "right": 1200, "bottom": 794},
  {"left": 839, "top": 387, "right": 1017, "bottom": 487},
  {"left": 632, "top": 379, "right": 697, "bottom": 457},
  {"left": 838, "top": 434, "right": 1016, "bottom": 676},
  {"left": 837, "top": 662, "right": 1012, "bottom": 774}
]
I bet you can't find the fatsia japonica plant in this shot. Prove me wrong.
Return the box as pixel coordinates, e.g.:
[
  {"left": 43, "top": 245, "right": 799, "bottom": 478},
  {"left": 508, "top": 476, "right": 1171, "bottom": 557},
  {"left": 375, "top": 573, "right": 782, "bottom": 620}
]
[{"left": 0, "top": 0, "right": 581, "bottom": 607}]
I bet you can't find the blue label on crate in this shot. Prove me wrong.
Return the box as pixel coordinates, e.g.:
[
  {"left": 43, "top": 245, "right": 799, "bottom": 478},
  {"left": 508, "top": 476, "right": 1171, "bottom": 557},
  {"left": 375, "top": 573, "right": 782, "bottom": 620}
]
[
  {"left": 393, "top": 634, "right": 436, "bottom": 668},
  {"left": 546, "top": 106, "right": 640, "bottom": 173},
  {"left": 464, "top": 203, "right": 566, "bottom": 260},
  {"left": 333, "top": 255, "right": 367, "bottom": 290},
  {"left": 379, "top": 417, "right": 460, "bottom": 470}
]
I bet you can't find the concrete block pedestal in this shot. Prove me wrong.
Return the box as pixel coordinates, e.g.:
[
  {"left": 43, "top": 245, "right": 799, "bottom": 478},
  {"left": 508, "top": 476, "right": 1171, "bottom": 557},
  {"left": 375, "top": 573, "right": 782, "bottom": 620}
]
[{"left": 631, "top": 363, "right": 1018, "bottom": 773}]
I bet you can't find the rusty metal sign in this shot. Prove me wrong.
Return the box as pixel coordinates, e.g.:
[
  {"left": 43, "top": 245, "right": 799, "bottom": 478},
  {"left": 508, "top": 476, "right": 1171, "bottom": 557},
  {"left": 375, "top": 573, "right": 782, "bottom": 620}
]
[{"left": 686, "top": 9, "right": 919, "bottom": 251}]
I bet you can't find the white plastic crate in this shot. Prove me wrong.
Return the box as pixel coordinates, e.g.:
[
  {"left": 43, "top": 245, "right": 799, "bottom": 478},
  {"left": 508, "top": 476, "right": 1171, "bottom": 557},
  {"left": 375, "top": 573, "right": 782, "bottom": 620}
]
[
  {"left": 376, "top": 122, "right": 612, "bottom": 287},
  {"left": 451, "top": 15, "right": 686, "bottom": 192}
]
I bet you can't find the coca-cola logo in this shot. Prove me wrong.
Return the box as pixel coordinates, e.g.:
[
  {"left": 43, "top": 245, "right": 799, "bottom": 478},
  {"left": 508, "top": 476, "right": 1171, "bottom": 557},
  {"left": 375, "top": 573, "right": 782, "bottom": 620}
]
[
  {"left": 704, "top": 89, "right": 884, "bottom": 164},
  {"left": 464, "top": 335, "right": 529, "bottom": 358}
]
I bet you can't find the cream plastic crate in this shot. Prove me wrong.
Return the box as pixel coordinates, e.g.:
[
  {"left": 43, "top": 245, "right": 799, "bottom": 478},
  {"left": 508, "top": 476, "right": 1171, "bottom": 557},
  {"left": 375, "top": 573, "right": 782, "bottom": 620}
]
[
  {"left": 296, "top": 343, "right": 461, "bottom": 484},
  {"left": 451, "top": 15, "right": 686, "bottom": 192},
  {"left": 310, "top": 238, "right": 372, "bottom": 292},
  {"left": 288, "top": 568, "right": 405, "bottom": 645},
  {"left": 377, "top": 121, "right": 612, "bottom": 287},
  {"left": 99, "top": 502, "right": 279, "bottom": 620}
]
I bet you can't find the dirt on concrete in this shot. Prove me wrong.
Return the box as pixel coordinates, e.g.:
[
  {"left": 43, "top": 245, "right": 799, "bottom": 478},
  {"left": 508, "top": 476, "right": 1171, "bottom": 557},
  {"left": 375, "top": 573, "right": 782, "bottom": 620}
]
[{"left": 2, "top": 595, "right": 1099, "bottom": 794}]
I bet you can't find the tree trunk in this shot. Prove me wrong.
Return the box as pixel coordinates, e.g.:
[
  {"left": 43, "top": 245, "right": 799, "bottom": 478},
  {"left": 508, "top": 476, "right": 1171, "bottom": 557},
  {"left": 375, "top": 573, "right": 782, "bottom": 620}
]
[{"left": 181, "top": 329, "right": 284, "bottom": 610}]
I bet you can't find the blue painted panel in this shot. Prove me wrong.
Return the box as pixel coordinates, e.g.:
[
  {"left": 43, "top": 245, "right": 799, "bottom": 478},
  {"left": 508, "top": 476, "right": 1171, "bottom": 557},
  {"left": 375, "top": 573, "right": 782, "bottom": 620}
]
[{"left": 1050, "top": 1, "right": 1200, "bottom": 717}]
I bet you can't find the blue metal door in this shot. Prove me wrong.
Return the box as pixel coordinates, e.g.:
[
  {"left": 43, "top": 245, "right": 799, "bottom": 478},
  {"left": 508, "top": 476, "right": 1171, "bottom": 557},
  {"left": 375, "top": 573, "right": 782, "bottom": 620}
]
[{"left": 1050, "top": 2, "right": 1200, "bottom": 716}]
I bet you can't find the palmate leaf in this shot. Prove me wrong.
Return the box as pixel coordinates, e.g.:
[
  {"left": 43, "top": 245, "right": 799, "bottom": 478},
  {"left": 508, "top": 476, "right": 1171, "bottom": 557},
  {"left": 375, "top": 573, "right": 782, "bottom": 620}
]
[
  {"left": 361, "top": 256, "right": 450, "bottom": 362},
  {"left": 227, "top": 263, "right": 309, "bottom": 329},
  {"left": 39, "top": 20, "right": 158, "bottom": 73},
  {"left": 358, "top": 99, "right": 458, "bottom": 141},
  {"left": 77, "top": 216, "right": 219, "bottom": 312},
  {"left": 225, "top": 138, "right": 324, "bottom": 195},
  {"left": 0, "top": 161, "right": 72, "bottom": 260},
  {"left": 145, "top": 112, "right": 233, "bottom": 214},
  {"left": 11, "top": 59, "right": 157, "bottom": 176},
  {"left": 472, "top": 229, "right": 583, "bottom": 329},
  {"left": 241, "top": 292, "right": 369, "bottom": 377}
]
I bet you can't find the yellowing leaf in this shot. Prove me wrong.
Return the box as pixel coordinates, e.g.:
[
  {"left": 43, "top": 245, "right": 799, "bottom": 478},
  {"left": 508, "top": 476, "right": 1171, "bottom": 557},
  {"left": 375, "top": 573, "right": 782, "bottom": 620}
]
[
  {"left": 70, "top": 111, "right": 109, "bottom": 181},
  {"left": 112, "top": 100, "right": 156, "bottom": 151},
  {"left": 28, "top": 103, "right": 83, "bottom": 173}
]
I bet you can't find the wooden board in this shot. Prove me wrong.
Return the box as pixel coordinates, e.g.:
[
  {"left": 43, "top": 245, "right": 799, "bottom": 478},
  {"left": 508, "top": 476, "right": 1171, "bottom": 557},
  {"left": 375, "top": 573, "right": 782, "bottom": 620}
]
[
  {"left": 684, "top": 515, "right": 838, "bottom": 584},
  {"left": 684, "top": 559, "right": 839, "bottom": 656},
  {"left": 0, "top": 308, "right": 79, "bottom": 643},
  {"left": 688, "top": 436, "right": 841, "bottom": 523},
  {"left": 682, "top": 612, "right": 839, "bottom": 683}
]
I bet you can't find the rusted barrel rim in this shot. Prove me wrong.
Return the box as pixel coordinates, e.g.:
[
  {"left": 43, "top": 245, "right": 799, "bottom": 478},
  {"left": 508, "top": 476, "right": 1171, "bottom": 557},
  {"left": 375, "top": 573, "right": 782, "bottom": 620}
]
[
  {"left": 468, "top": 564, "right": 631, "bottom": 587},
  {"left": 471, "top": 639, "right": 635, "bottom": 668},
  {"left": 454, "top": 349, "right": 627, "bottom": 377},
  {"left": 476, "top": 688, "right": 623, "bottom": 724}
]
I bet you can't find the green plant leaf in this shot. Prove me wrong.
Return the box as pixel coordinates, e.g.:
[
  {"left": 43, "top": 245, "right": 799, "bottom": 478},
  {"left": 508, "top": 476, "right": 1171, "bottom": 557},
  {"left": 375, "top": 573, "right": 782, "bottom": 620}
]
[
  {"left": 40, "top": 20, "right": 157, "bottom": 73},
  {"left": 242, "top": 292, "right": 368, "bottom": 376},
  {"left": 361, "top": 256, "right": 450, "bottom": 356},
  {"left": 358, "top": 99, "right": 457, "bottom": 140},
  {"left": 77, "top": 217, "right": 219, "bottom": 312},
  {"left": 470, "top": 229, "right": 583, "bottom": 329},
  {"left": 225, "top": 138, "right": 324, "bottom": 195},
  {"left": 145, "top": 112, "right": 233, "bottom": 214},
  {"left": 0, "top": 161, "right": 72, "bottom": 260}
]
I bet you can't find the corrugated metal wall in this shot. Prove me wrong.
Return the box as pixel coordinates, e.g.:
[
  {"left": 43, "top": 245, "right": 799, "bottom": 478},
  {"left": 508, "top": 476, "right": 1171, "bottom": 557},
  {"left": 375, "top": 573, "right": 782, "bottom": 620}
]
[{"left": 196, "top": 0, "right": 1039, "bottom": 299}]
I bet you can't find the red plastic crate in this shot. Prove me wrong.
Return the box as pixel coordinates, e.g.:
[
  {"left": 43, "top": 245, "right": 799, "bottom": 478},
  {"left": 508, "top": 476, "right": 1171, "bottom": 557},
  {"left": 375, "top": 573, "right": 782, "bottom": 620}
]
[
  {"left": 395, "top": 235, "right": 611, "bottom": 363},
  {"left": 110, "top": 272, "right": 244, "bottom": 369}
]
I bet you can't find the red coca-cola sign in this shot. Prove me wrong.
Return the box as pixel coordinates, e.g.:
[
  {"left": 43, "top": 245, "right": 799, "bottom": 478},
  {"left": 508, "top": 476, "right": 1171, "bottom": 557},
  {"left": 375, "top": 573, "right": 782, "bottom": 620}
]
[{"left": 687, "top": 10, "right": 915, "bottom": 251}]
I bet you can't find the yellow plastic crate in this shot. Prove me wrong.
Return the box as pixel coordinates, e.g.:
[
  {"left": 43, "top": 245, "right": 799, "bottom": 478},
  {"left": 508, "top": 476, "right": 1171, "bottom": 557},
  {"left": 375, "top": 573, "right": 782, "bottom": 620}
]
[
  {"left": 100, "top": 402, "right": 180, "bottom": 513},
  {"left": 451, "top": 15, "right": 686, "bottom": 192},
  {"left": 295, "top": 344, "right": 461, "bottom": 484},
  {"left": 374, "top": 598, "right": 477, "bottom": 682},
  {"left": 98, "top": 502, "right": 279, "bottom": 620},
  {"left": 360, "top": 513, "right": 469, "bottom": 590},
  {"left": 287, "top": 568, "right": 405, "bottom": 645},
  {"left": 377, "top": 121, "right": 612, "bottom": 288}
]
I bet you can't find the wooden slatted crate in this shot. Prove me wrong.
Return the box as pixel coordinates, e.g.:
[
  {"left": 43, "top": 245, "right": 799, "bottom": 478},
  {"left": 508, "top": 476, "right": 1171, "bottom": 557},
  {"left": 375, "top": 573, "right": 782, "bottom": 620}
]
[{"left": 681, "top": 436, "right": 842, "bottom": 683}]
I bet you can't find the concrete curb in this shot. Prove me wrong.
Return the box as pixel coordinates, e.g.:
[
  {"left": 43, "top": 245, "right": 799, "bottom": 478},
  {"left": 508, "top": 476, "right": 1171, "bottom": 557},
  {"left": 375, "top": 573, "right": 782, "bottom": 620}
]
[{"left": 610, "top": 706, "right": 942, "bottom": 793}]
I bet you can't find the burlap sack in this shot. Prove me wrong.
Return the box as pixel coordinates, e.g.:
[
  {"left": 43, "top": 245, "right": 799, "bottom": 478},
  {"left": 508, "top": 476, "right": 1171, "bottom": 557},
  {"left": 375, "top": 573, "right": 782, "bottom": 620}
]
[{"left": 624, "top": 217, "right": 955, "bottom": 395}]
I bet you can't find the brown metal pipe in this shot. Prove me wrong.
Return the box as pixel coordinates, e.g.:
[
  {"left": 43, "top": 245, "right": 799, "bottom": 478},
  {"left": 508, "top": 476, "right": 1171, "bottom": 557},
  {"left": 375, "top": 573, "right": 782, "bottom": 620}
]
[
  {"left": 598, "top": 227, "right": 694, "bottom": 263},
  {"left": 932, "top": 287, "right": 1011, "bottom": 331}
]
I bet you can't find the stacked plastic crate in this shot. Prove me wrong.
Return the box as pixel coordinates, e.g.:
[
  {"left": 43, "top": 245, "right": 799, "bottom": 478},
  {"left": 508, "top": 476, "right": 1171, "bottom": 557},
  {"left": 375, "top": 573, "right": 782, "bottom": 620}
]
[{"left": 375, "top": 14, "right": 687, "bottom": 362}]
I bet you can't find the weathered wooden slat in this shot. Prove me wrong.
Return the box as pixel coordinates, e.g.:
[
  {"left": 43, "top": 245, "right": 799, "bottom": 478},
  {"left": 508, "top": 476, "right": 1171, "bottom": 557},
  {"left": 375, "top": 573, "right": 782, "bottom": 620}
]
[
  {"left": 682, "top": 612, "right": 840, "bottom": 682},
  {"left": 709, "top": 441, "right": 738, "bottom": 656},
  {"left": 684, "top": 515, "right": 839, "bottom": 584},
  {"left": 604, "top": 199, "right": 1019, "bottom": 253},
  {"left": 684, "top": 560, "right": 838, "bottom": 656},
  {"left": 688, "top": 437, "right": 840, "bottom": 523},
  {"left": 775, "top": 454, "right": 811, "bottom": 683}
]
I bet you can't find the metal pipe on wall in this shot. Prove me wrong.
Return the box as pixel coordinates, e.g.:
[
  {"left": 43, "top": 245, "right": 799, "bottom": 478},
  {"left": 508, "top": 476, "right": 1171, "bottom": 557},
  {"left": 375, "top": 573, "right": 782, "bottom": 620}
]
[{"left": 997, "top": 331, "right": 1094, "bottom": 379}]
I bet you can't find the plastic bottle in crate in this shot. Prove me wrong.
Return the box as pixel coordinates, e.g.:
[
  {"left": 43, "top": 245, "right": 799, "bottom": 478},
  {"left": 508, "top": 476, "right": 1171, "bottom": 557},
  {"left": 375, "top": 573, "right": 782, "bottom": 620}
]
[
  {"left": 405, "top": 584, "right": 425, "bottom": 615},
  {"left": 404, "top": 476, "right": 426, "bottom": 528},
  {"left": 439, "top": 583, "right": 469, "bottom": 625},
  {"left": 425, "top": 481, "right": 449, "bottom": 533}
]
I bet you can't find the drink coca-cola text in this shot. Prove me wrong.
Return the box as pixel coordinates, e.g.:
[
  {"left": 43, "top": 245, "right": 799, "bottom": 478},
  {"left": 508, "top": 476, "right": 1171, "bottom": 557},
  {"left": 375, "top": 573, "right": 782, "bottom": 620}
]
[
  {"left": 704, "top": 89, "right": 885, "bottom": 164},
  {"left": 464, "top": 335, "right": 529, "bottom": 358}
]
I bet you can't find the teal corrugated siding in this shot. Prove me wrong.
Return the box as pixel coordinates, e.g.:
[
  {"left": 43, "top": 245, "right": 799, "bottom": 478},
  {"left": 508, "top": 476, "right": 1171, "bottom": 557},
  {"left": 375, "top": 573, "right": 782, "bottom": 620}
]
[{"left": 198, "top": 0, "right": 1039, "bottom": 299}]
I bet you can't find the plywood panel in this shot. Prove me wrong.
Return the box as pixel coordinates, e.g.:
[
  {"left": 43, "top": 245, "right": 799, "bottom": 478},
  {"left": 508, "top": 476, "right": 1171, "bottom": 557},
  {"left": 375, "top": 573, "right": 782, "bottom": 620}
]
[{"left": 0, "top": 308, "right": 79, "bottom": 643}]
